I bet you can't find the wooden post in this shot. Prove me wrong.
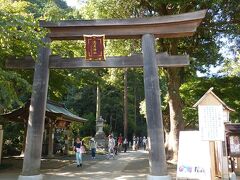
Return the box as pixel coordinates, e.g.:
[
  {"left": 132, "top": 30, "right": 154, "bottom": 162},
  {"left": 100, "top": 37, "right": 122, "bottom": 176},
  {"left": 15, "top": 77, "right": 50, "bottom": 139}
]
[
  {"left": 48, "top": 120, "right": 54, "bottom": 158},
  {"left": 64, "top": 129, "right": 70, "bottom": 155},
  {"left": 19, "top": 37, "right": 50, "bottom": 180},
  {"left": 209, "top": 141, "right": 217, "bottom": 179},
  {"left": 21, "top": 119, "right": 27, "bottom": 156},
  {"left": 66, "top": 128, "right": 71, "bottom": 155},
  {"left": 142, "top": 34, "right": 170, "bottom": 179}
]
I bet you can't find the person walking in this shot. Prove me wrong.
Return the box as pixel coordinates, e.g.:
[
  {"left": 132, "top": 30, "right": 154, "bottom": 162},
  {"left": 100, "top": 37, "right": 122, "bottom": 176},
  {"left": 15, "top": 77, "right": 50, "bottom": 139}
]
[
  {"left": 143, "top": 136, "right": 147, "bottom": 151},
  {"left": 74, "top": 137, "right": 83, "bottom": 167},
  {"left": 89, "top": 137, "right": 97, "bottom": 159},
  {"left": 145, "top": 136, "right": 149, "bottom": 151},
  {"left": 139, "top": 136, "right": 143, "bottom": 148},
  {"left": 132, "top": 136, "right": 136, "bottom": 151},
  {"left": 123, "top": 138, "right": 128, "bottom": 153},
  {"left": 107, "top": 135, "right": 115, "bottom": 159},
  {"left": 117, "top": 133, "right": 123, "bottom": 153},
  {"left": 136, "top": 137, "right": 139, "bottom": 150}
]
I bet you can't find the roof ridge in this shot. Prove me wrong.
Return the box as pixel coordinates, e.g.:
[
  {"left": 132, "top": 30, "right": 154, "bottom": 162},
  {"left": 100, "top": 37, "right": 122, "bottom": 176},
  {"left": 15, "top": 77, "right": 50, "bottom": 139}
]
[{"left": 47, "top": 99, "right": 65, "bottom": 108}]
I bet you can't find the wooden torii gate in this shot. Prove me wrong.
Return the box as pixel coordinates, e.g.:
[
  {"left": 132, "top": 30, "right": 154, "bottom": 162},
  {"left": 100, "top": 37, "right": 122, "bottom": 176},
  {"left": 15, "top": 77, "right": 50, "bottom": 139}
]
[{"left": 7, "top": 10, "right": 206, "bottom": 180}]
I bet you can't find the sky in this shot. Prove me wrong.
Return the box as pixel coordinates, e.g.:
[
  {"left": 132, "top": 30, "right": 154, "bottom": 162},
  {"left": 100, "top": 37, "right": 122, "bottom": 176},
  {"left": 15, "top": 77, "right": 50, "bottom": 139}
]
[{"left": 65, "top": 0, "right": 86, "bottom": 8}]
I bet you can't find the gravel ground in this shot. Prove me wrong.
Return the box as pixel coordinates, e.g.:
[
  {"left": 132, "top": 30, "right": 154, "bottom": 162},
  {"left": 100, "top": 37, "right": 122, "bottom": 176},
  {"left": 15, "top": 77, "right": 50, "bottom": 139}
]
[{"left": 3, "top": 150, "right": 236, "bottom": 180}]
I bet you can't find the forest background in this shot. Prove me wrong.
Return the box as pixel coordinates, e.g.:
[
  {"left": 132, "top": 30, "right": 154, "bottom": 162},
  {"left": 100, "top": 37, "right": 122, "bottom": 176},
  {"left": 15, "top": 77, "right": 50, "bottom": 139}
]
[{"left": 0, "top": 0, "right": 239, "bottom": 161}]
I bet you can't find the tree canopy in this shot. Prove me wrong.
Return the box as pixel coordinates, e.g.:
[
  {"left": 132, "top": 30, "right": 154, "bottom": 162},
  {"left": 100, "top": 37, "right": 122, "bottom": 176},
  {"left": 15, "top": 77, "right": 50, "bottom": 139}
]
[{"left": 0, "top": 0, "right": 239, "bottom": 157}]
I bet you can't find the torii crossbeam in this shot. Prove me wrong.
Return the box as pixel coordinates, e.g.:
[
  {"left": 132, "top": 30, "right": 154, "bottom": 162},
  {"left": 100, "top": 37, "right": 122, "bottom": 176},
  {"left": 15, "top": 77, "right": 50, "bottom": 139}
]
[
  {"left": 6, "top": 53, "right": 189, "bottom": 69},
  {"left": 9, "top": 10, "right": 207, "bottom": 180},
  {"left": 39, "top": 10, "right": 206, "bottom": 40}
]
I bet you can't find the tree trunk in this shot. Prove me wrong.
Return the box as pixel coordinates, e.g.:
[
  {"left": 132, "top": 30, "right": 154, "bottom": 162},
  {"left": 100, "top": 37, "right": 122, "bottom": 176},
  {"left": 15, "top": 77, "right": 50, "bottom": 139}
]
[
  {"left": 166, "top": 67, "right": 184, "bottom": 163},
  {"left": 123, "top": 68, "right": 128, "bottom": 138},
  {"left": 110, "top": 114, "right": 113, "bottom": 132},
  {"left": 47, "top": 120, "right": 54, "bottom": 158}
]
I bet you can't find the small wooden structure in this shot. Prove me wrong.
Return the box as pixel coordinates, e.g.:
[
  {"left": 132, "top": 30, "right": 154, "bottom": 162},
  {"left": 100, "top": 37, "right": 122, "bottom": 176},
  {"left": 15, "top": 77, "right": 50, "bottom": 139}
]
[
  {"left": 225, "top": 123, "right": 240, "bottom": 157},
  {"left": 225, "top": 123, "right": 240, "bottom": 174},
  {"left": 193, "top": 87, "right": 234, "bottom": 122},
  {"left": 1, "top": 100, "right": 86, "bottom": 157},
  {"left": 193, "top": 87, "right": 235, "bottom": 179}
]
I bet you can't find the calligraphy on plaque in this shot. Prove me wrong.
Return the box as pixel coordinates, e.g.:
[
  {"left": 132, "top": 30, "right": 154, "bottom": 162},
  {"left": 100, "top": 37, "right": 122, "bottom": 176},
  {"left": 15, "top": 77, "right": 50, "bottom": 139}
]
[
  {"left": 198, "top": 105, "right": 224, "bottom": 141},
  {"left": 84, "top": 35, "right": 105, "bottom": 61}
]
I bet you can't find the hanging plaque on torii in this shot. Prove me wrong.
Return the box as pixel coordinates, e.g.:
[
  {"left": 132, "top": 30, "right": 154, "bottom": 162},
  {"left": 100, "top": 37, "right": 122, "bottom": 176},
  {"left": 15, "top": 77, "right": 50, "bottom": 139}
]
[{"left": 84, "top": 35, "right": 105, "bottom": 61}]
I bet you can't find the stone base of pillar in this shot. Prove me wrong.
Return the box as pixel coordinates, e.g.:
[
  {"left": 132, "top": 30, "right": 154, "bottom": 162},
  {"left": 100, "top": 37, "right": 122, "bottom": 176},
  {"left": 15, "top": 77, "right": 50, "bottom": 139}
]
[
  {"left": 47, "top": 154, "right": 54, "bottom": 158},
  {"left": 95, "top": 132, "right": 107, "bottom": 151},
  {"left": 147, "top": 175, "right": 171, "bottom": 180},
  {"left": 95, "top": 131, "right": 106, "bottom": 139},
  {"left": 18, "top": 174, "right": 43, "bottom": 180},
  {"left": 229, "top": 172, "right": 237, "bottom": 180}
]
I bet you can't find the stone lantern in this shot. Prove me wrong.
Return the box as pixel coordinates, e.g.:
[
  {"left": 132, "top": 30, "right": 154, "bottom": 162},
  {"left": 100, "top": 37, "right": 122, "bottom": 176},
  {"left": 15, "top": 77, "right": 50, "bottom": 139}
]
[
  {"left": 96, "top": 116, "right": 105, "bottom": 135},
  {"left": 95, "top": 116, "right": 107, "bottom": 149}
]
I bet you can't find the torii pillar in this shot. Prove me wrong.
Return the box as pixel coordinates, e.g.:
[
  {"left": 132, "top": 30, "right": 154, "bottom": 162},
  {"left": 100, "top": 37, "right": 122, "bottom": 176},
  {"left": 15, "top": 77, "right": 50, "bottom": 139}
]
[
  {"left": 18, "top": 37, "right": 50, "bottom": 180},
  {"left": 142, "top": 34, "right": 169, "bottom": 179}
]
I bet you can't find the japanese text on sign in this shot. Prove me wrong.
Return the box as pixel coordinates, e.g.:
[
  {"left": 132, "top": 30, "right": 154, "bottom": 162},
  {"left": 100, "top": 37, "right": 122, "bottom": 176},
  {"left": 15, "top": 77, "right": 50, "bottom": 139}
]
[
  {"left": 84, "top": 35, "right": 105, "bottom": 61},
  {"left": 198, "top": 105, "right": 224, "bottom": 141}
]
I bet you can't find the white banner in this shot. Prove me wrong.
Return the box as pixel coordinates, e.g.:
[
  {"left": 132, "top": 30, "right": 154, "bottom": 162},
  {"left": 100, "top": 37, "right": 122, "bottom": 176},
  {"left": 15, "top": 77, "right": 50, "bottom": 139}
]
[
  {"left": 177, "top": 131, "right": 211, "bottom": 180},
  {"left": 198, "top": 105, "right": 224, "bottom": 141}
]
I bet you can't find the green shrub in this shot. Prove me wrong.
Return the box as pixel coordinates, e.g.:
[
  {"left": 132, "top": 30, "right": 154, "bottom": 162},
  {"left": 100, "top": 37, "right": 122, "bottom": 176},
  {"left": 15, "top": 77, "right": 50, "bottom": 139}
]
[{"left": 82, "top": 136, "right": 91, "bottom": 151}]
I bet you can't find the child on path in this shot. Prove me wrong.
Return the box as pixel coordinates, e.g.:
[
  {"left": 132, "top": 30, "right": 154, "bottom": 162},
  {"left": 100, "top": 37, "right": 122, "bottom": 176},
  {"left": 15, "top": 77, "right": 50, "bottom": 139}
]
[
  {"left": 89, "top": 137, "right": 97, "bottom": 159},
  {"left": 123, "top": 138, "right": 128, "bottom": 153}
]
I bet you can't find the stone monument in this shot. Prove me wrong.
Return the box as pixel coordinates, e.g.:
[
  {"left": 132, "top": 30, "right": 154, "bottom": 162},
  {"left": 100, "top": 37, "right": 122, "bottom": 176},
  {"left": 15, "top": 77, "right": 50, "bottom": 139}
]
[{"left": 95, "top": 116, "right": 107, "bottom": 149}]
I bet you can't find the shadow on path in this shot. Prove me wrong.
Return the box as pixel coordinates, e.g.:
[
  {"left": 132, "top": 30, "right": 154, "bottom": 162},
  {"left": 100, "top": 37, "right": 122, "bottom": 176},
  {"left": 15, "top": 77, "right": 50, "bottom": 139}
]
[
  {"left": 45, "top": 150, "right": 176, "bottom": 180},
  {"left": 0, "top": 150, "right": 177, "bottom": 180}
]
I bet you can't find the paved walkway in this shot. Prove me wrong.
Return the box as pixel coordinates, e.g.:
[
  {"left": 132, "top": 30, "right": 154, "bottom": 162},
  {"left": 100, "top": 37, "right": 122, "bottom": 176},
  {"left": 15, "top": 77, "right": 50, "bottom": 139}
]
[{"left": 0, "top": 150, "right": 176, "bottom": 180}]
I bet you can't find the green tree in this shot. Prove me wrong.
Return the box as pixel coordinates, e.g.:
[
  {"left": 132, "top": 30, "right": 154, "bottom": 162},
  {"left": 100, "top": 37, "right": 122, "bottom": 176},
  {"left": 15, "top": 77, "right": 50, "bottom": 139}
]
[
  {"left": 79, "top": 0, "right": 240, "bottom": 162},
  {"left": 0, "top": 0, "right": 46, "bottom": 110},
  {"left": 131, "top": 0, "right": 239, "bottom": 162},
  {"left": 222, "top": 54, "right": 240, "bottom": 76},
  {"left": 180, "top": 76, "right": 240, "bottom": 125},
  {"left": 0, "top": 0, "right": 81, "bottom": 155}
]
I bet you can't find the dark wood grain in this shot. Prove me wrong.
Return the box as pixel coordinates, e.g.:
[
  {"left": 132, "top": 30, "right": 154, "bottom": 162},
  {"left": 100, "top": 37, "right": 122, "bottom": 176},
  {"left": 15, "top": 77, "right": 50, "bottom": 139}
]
[
  {"left": 142, "top": 34, "right": 168, "bottom": 176},
  {"left": 21, "top": 37, "right": 50, "bottom": 176},
  {"left": 6, "top": 53, "right": 189, "bottom": 69},
  {"left": 39, "top": 10, "right": 207, "bottom": 40}
]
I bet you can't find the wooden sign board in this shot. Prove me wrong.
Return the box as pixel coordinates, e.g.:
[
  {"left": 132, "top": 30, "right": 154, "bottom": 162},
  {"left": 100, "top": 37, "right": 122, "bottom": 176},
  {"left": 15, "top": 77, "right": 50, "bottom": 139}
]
[
  {"left": 56, "top": 120, "right": 66, "bottom": 128},
  {"left": 198, "top": 105, "right": 224, "bottom": 141},
  {"left": 177, "top": 131, "right": 211, "bottom": 180},
  {"left": 84, "top": 35, "right": 105, "bottom": 61}
]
